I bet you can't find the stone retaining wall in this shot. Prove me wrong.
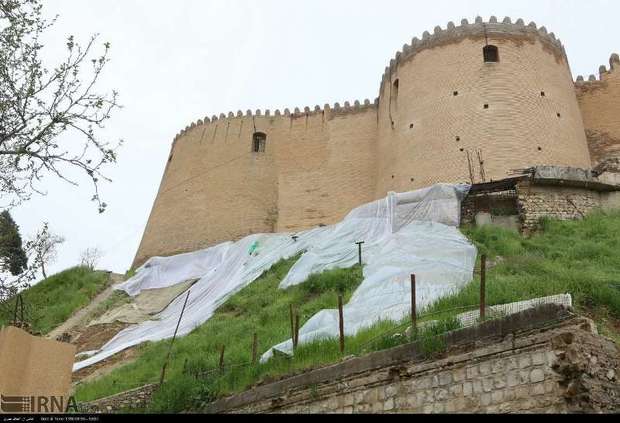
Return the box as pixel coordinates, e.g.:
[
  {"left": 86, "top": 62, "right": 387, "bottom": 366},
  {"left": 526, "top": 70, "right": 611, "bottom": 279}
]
[
  {"left": 79, "top": 383, "right": 158, "bottom": 413},
  {"left": 206, "top": 306, "right": 619, "bottom": 414},
  {"left": 517, "top": 183, "right": 606, "bottom": 232}
]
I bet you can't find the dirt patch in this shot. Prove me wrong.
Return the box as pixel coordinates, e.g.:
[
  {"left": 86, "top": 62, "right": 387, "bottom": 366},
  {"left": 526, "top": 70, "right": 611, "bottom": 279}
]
[
  {"left": 73, "top": 322, "right": 131, "bottom": 354},
  {"left": 89, "top": 280, "right": 195, "bottom": 326},
  {"left": 72, "top": 346, "right": 139, "bottom": 384}
]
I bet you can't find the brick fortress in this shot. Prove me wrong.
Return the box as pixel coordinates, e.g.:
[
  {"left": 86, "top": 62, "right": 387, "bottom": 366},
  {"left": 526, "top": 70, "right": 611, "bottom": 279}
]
[{"left": 133, "top": 17, "right": 620, "bottom": 267}]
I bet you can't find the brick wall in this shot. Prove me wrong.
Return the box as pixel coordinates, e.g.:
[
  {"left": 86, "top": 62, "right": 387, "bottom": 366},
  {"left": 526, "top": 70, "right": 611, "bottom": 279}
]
[
  {"left": 132, "top": 106, "right": 378, "bottom": 267},
  {"left": 576, "top": 54, "right": 620, "bottom": 166},
  {"left": 375, "top": 24, "right": 590, "bottom": 197},
  {"left": 206, "top": 307, "right": 620, "bottom": 414},
  {"left": 132, "top": 19, "right": 598, "bottom": 267}
]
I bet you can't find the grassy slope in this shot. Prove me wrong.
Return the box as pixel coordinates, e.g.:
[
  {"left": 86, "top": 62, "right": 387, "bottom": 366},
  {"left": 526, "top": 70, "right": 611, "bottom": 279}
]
[
  {"left": 75, "top": 258, "right": 367, "bottom": 409},
  {"left": 0, "top": 266, "right": 111, "bottom": 335},
  {"left": 75, "top": 211, "right": 620, "bottom": 412}
]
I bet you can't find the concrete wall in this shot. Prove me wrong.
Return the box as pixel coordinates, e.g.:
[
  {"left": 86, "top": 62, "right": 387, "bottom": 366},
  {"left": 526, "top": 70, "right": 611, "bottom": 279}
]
[
  {"left": 206, "top": 308, "right": 620, "bottom": 414},
  {"left": 576, "top": 54, "right": 620, "bottom": 166},
  {"left": 133, "top": 17, "right": 605, "bottom": 267}
]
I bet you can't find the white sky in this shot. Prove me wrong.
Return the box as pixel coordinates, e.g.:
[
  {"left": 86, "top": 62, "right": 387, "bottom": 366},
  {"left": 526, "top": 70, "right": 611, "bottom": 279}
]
[{"left": 12, "top": 0, "right": 620, "bottom": 277}]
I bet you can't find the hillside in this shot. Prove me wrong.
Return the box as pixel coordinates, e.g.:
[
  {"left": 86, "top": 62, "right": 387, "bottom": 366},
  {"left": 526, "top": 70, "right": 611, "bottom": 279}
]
[
  {"left": 3, "top": 212, "right": 619, "bottom": 412},
  {"left": 70, "top": 211, "right": 620, "bottom": 412},
  {"left": 0, "top": 267, "right": 112, "bottom": 335}
]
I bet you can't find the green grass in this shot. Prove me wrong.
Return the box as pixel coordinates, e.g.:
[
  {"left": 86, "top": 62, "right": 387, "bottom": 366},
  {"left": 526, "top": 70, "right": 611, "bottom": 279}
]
[
  {"left": 75, "top": 210, "right": 620, "bottom": 412},
  {"left": 426, "top": 211, "right": 620, "bottom": 319},
  {"left": 0, "top": 267, "right": 111, "bottom": 335},
  {"left": 75, "top": 257, "right": 366, "bottom": 411}
]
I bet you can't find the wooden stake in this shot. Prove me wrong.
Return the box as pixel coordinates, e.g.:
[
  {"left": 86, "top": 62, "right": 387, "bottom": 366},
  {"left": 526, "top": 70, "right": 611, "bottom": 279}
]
[
  {"left": 219, "top": 345, "right": 226, "bottom": 371},
  {"left": 411, "top": 274, "right": 417, "bottom": 338},
  {"left": 338, "top": 294, "right": 345, "bottom": 354},
  {"left": 294, "top": 313, "right": 300, "bottom": 349},
  {"left": 480, "top": 255, "right": 487, "bottom": 321},
  {"left": 252, "top": 332, "right": 258, "bottom": 364},
  {"left": 289, "top": 304, "right": 295, "bottom": 346}
]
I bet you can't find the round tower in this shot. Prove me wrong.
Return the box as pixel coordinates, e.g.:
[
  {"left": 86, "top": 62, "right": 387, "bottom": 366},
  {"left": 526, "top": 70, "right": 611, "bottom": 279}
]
[{"left": 374, "top": 17, "right": 592, "bottom": 196}]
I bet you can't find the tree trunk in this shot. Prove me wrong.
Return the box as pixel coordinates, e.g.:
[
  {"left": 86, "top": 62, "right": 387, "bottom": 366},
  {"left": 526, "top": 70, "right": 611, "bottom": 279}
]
[{"left": 41, "top": 263, "right": 47, "bottom": 279}]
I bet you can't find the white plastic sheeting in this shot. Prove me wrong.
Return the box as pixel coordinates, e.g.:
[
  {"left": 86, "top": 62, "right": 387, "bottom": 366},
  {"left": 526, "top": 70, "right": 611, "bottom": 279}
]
[{"left": 73, "top": 183, "right": 475, "bottom": 372}]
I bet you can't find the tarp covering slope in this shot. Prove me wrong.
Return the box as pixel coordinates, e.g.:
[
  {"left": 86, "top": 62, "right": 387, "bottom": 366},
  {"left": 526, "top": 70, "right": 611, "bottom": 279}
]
[{"left": 73, "top": 184, "right": 475, "bottom": 371}]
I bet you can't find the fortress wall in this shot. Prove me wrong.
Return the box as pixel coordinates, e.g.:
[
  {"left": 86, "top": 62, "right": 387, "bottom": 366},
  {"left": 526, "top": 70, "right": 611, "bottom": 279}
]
[
  {"left": 576, "top": 54, "right": 620, "bottom": 165},
  {"left": 133, "top": 115, "right": 279, "bottom": 267},
  {"left": 375, "top": 19, "right": 591, "bottom": 197},
  {"left": 275, "top": 107, "right": 378, "bottom": 233},
  {"left": 133, "top": 106, "right": 378, "bottom": 267},
  {"left": 133, "top": 18, "right": 613, "bottom": 267}
]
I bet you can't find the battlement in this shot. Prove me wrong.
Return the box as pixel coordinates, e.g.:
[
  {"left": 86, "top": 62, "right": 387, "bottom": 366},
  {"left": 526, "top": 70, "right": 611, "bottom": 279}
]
[
  {"left": 134, "top": 15, "right": 616, "bottom": 268},
  {"left": 380, "top": 16, "right": 568, "bottom": 90},
  {"left": 575, "top": 52, "right": 620, "bottom": 85},
  {"left": 174, "top": 98, "right": 379, "bottom": 142}
]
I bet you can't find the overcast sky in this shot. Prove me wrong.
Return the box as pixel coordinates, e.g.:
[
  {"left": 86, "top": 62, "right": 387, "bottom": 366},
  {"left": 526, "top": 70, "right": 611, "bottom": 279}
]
[{"left": 12, "top": 0, "right": 619, "bottom": 278}]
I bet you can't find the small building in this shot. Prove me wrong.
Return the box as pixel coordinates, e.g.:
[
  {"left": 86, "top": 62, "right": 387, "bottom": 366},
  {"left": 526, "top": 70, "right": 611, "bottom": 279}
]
[{"left": 461, "top": 164, "right": 620, "bottom": 232}]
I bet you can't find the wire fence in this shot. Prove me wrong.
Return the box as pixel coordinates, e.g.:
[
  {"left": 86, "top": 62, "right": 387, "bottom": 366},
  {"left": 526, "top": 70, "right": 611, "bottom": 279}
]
[
  {"left": 3, "top": 252, "right": 575, "bottom": 404},
  {"left": 180, "top": 295, "right": 572, "bottom": 392},
  {"left": 175, "top": 253, "right": 573, "bottom": 389}
]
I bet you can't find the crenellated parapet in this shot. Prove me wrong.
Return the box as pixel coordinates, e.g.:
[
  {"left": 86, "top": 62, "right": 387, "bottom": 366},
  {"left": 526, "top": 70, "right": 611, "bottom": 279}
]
[
  {"left": 135, "top": 15, "right": 612, "bottom": 268},
  {"left": 379, "top": 16, "right": 568, "bottom": 91},
  {"left": 173, "top": 98, "right": 379, "bottom": 142},
  {"left": 575, "top": 52, "right": 620, "bottom": 86}
]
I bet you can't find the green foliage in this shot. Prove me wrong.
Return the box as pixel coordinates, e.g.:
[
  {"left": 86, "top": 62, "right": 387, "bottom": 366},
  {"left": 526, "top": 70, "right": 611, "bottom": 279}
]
[
  {"left": 413, "top": 317, "right": 462, "bottom": 358},
  {"left": 75, "top": 211, "right": 620, "bottom": 413},
  {"left": 0, "top": 266, "right": 110, "bottom": 334},
  {"left": 75, "top": 258, "right": 365, "bottom": 412},
  {"left": 0, "top": 210, "right": 28, "bottom": 276},
  {"left": 433, "top": 210, "right": 620, "bottom": 318}
]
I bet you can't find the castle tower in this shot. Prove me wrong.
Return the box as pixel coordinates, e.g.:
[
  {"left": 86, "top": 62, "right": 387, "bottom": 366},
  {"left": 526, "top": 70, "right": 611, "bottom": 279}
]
[
  {"left": 374, "top": 17, "right": 591, "bottom": 196},
  {"left": 133, "top": 17, "right": 609, "bottom": 268}
]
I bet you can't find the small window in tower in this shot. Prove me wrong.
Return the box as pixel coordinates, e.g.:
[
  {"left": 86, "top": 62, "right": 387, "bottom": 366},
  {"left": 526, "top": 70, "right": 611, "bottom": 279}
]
[
  {"left": 453, "top": 91, "right": 459, "bottom": 96},
  {"left": 483, "top": 45, "right": 499, "bottom": 63},
  {"left": 484, "top": 104, "right": 489, "bottom": 109},
  {"left": 392, "top": 79, "right": 399, "bottom": 97},
  {"left": 252, "top": 132, "right": 266, "bottom": 153},
  {"left": 541, "top": 91, "right": 546, "bottom": 97}
]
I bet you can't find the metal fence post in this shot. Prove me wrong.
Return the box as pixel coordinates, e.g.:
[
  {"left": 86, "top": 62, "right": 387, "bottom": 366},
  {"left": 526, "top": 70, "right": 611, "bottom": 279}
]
[
  {"left": 355, "top": 241, "right": 365, "bottom": 267},
  {"left": 159, "top": 290, "right": 191, "bottom": 386}
]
